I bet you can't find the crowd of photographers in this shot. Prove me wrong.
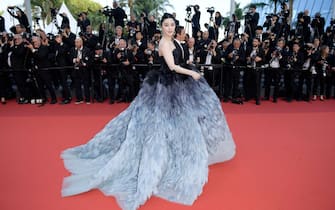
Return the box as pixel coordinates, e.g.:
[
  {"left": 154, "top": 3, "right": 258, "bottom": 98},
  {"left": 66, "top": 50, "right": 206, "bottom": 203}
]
[{"left": 0, "top": 2, "right": 335, "bottom": 105}]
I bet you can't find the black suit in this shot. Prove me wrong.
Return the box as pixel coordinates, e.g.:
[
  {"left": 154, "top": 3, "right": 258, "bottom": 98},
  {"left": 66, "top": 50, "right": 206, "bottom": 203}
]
[
  {"left": 63, "top": 32, "right": 76, "bottom": 49},
  {"left": 71, "top": 47, "right": 92, "bottom": 102},
  {"left": 113, "top": 7, "right": 127, "bottom": 27},
  {"left": 192, "top": 10, "right": 201, "bottom": 38},
  {"left": 0, "top": 15, "right": 4, "bottom": 32},
  {"left": 55, "top": 42, "right": 71, "bottom": 100},
  {"left": 244, "top": 46, "right": 265, "bottom": 103},
  {"left": 10, "top": 43, "right": 30, "bottom": 100},
  {"left": 225, "top": 45, "right": 246, "bottom": 101},
  {"left": 7, "top": 7, "right": 30, "bottom": 33},
  {"left": 113, "top": 48, "right": 136, "bottom": 102},
  {"left": 31, "top": 45, "right": 57, "bottom": 101}
]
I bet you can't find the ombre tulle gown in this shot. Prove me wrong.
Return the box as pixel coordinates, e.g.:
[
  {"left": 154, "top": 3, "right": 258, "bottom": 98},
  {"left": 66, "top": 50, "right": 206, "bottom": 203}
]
[{"left": 61, "top": 42, "right": 236, "bottom": 210}]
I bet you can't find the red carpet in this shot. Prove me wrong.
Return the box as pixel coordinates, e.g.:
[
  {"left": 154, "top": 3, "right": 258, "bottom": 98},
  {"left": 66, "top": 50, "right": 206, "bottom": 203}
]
[{"left": 1, "top": 100, "right": 335, "bottom": 210}]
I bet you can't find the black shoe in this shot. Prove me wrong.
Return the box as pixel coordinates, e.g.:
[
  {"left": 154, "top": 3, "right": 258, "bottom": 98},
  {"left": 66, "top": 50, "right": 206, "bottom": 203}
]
[
  {"left": 109, "top": 99, "right": 115, "bottom": 104},
  {"left": 60, "top": 99, "right": 70, "bottom": 104},
  {"left": 232, "top": 98, "right": 243, "bottom": 105},
  {"left": 263, "top": 96, "right": 269, "bottom": 101},
  {"left": 223, "top": 98, "right": 229, "bottom": 102},
  {"left": 75, "top": 100, "right": 84, "bottom": 104},
  {"left": 85, "top": 99, "right": 91, "bottom": 104},
  {"left": 273, "top": 98, "right": 278, "bottom": 103},
  {"left": 256, "top": 100, "right": 261, "bottom": 105},
  {"left": 50, "top": 99, "right": 57, "bottom": 104}
]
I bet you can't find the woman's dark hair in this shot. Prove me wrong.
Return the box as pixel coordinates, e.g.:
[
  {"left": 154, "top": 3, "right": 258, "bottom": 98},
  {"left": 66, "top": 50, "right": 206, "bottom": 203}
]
[{"left": 160, "top": 13, "right": 176, "bottom": 26}]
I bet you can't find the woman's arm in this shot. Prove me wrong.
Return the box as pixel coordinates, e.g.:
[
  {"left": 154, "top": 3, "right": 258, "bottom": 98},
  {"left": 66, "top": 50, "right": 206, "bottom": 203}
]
[{"left": 159, "top": 40, "right": 200, "bottom": 80}]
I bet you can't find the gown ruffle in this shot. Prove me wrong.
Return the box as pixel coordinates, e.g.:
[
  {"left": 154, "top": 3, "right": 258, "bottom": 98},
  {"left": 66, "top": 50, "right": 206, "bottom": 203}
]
[{"left": 61, "top": 49, "right": 236, "bottom": 210}]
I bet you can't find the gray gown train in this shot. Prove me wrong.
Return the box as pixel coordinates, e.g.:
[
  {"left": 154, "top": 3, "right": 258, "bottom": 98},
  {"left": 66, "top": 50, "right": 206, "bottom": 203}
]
[{"left": 61, "top": 43, "right": 236, "bottom": 210}]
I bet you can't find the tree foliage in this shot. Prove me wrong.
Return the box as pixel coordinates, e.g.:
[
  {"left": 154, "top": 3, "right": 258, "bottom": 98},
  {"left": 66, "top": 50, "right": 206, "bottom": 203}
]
[{"left": 31, "top": 0, "right": 104, "bottom": 29}]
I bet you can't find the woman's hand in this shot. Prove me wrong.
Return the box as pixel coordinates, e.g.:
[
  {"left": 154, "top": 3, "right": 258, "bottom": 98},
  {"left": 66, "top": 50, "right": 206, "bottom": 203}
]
[{"left": 191, "top": 71, "right": 201, "bottom": 80}]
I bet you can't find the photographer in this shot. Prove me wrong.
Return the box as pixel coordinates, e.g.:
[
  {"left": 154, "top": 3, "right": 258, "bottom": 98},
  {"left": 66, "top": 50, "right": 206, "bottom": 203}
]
[
  {"left": 112, "top": 1, "right": 127, "bottom": 27},
  {"left": 191, "top": 5, "right": 201, "bottom": 38},
  {"left": 185, "top": 37, "right": 199, "bottom": 65},
  {"left": 244, "top": 4, "right": 259, "bottom": 39},
  {"left": 298, "top": 44, "right": 314, "bottom": 101},
  {"left": 0, "top": 32, "right": 11, "bottom": 104},
  {"left": 144, "top": 40, "right": 159, "bottom": 65},
  {"left": 326, "top": 48, "right": 335, "bottom": 99},
  {"left": 198, "top": 31, "right": 212, "bottom": 51},
  {"left": 10, "top": 34, "right": 30, "bottom": 104},
  {"left": 312, "top": 45, "right": 330, "bottom": 101},
  {"left": 92, "top": 44, "right": 113, "bottom": 103},
  {"left": 54, "top": 34, "right": 71, "bottom": 104},
  {"left": 26, "top": 36, "right": 57, "bottom": 104},
  {"left": 113, "top": 39, "right": 136, "bottom": 102},
  {"left": 77, "top": 12, "right": 90, "bottom": 33},
  {"left": 311, "top": 12, "right": 325, "bottom": 39},
  {"left": 225, "top": 14, "right": 240, "bottom": 38},
  {"left": 71, "top": 37, "right": 92, "bottom": 104},
  {"left": 224, "top": 38, "right": 246, "bottom": 104},
  {"left": 244, "top": 38, "right": 264, "bottom": 105},
  {"left": 7, "top": 6, "right": 31, "bottom": 33},
  {"left": 81, "top": 25, "right": 99, "bottom": 51},
  {"left": 126, "top": 14, "right": 140, "bottom": 41},
  {"left": 61, "top": 25, "right": 76, "bottom": 48},
  {"left": 198, "top": 39, "right": 221, "bottom": 90},
  {"left": 0, "top": 15, "right": 4, "bottom": 32},
  {"left": 109, "top": 25, "right": 126, "bottom": 51},
  {"left": 265, "top": 38, "right": 288, "bottom": 102},
  {"left": 285, "top": 42, "right": 304, "bottom": 102},
  {"left": 59, "top": 12, "right": 70, "bottom": 29}
]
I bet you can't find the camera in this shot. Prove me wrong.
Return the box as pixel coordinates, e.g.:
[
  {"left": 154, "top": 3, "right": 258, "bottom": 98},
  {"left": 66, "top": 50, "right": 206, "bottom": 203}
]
[
  {"left": 99, "top": 6, "right": 114, "bottom": 17},
  {"left": 206, "top": 7, "right": 215, "bottom": 16},
  {"left": 51, "top": 8, "right": 58, "bottom": 18},
  {"left": 186, "top": 5, "right": 193, "bottom": 12},
  {"left": 46, "top": 33, "right": 55, "bottom": 41},
  {"left": 94, "top": 53, "right": 103, "bottom": 62},
  {"left": 119, "top": 48, "right": 127, "bottom": 62}
]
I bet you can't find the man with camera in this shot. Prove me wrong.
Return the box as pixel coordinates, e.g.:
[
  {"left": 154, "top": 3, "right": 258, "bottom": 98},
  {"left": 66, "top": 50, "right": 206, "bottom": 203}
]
[
  {"left": 244, "top": 4, "right": 259, "bottom": 39},
  {"left": 244, "top": 38, "right": 265, "bottom": 105},
  {"left": 26, "top": 36, "right": 57, "bottom": 104},
  {"left": 7, "top": 6, "right": 31, "bottom": 33},
  {"left": 112, "top": 1, "right": 127, "bottom": 27},
  {"left": 264, "top": 38, "right": 287, "bottom": 103},
  {"left": 61, "top": 25, "right": 76, "bottom": 49},
  {"left": 311, "top": 12, "right": 326, "bottom": 39},
  {"left": 77, "top": 12, "right": 90, "bottom": 33},
  {"left": 71, "top": 37, "right": 92, "bottom": 104},
  {"left": 126, "top": 14, "right": 140, "bottom": 41},
  {"left": 284, "top": 42, "right": 304, "bottom": 102},
  {"left": 93, "top": 44, "right": 113, "bottom": 103},
  {"left": 190, "top": 5, "right": 201, "bottom": 39},
  {"left": 225, "top": 14, "right": 240, "bottom": 38},
  {"left": 59, "top": 12, "right": 70, "bottom": 29},
  {"left": 80, "top": 25, "right": 99, "bottom": 51},
  {"left": 297, "top": 44, "right": 314, "bottom": 101},
  {"left": 54, "top": 34, "right": 71, "bottom": 104},
  {"left": 109, "top": 25, "right": 126, "bottom": 51},
  {"left": 10, "top": 34, "right": 30, "bottom": 104},
  {"left": 113, "top": 39, "right": 136, "bottom": 102},
  {"left": 0, "top": 15, "right": 4, "bottom": 32},
  {"left": 0, "top": 33, "right": 11, "bottom": 104},
  {"left": 224, "top": 38, "right": 246, "bottom": 104}
]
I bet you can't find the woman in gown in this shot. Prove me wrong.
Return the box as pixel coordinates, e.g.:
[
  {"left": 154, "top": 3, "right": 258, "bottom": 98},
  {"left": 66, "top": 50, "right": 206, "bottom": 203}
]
[{"left": 61, "top": 13, "right": 236, "bottom": 210}]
